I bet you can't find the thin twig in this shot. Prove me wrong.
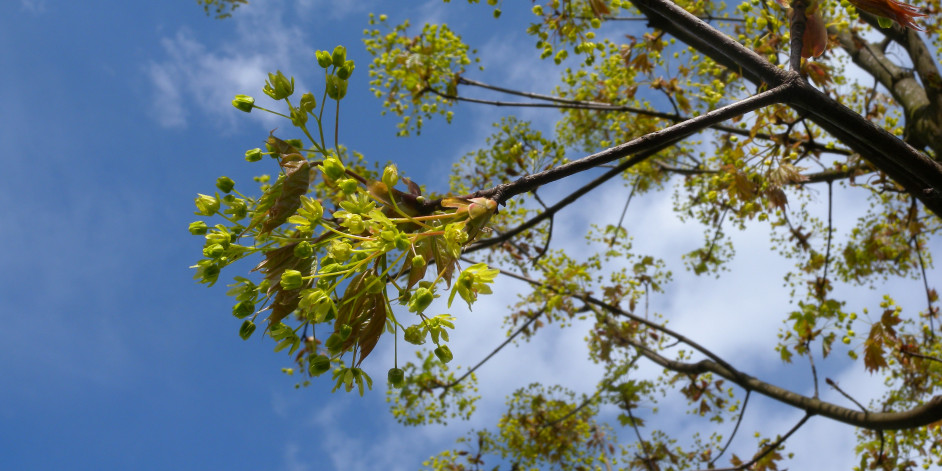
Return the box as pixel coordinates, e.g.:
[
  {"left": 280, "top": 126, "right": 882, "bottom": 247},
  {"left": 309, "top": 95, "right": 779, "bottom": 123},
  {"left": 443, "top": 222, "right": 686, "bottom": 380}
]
[{"left": 711, "top": 390, "right": 751, "bottom": 467}]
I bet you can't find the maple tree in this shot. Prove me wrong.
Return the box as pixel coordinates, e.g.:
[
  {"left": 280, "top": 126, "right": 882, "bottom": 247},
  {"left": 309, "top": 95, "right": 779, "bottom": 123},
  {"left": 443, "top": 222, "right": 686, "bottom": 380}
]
[{"left": 192, "top": 0, "right": 942, "bottom": 469}]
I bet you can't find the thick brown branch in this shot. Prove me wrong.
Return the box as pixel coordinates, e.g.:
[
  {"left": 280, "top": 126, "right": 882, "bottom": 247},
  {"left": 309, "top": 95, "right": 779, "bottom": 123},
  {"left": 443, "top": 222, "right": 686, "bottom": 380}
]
[
  {"left": 628, "top": 0, "right": 942, "bottom": 216},
  {"left": 622, "top": 337, "right": 942, "bottom": 430}
]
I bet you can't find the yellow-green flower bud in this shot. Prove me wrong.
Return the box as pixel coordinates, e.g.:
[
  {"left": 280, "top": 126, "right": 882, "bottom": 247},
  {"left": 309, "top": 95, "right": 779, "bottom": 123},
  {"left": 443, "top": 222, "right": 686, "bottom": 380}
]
[
  {"left": 195, "top": 194, "right": 220, "bottom": 216},
  {"left": 363, "top": 273, "right": 384, "bottom": 294},
  {"left": 321, "top": 157, "right": 345, "bottom": 180},
  {"left": 293, "top": 241, "right": 314, "bottom": 259},
  {"left": 338, "top": 178, "right": 358, "bottom": 195},
  {"left": 203, "top": 243, "right": 225, "bottom": 258},
  {"left": 188, "top": 221, "right": 209, "bottom": 235},
  {"left": 340, "top": 213, "right": 366, "bottom": 233},
  {"left": 239, "top": 319, "right": 256, "bottom": 340},
  {"left": 315, "top": 50, "right": 332, "bottom": 68},
  {"left": 382, "top": 164, "right": 399, "bottom": 188},
  {"left": 532, "top": 5, "right": 543, "bottom": 15},
  {"left": 290, "top": 106, "right": 308, "bottom": 126},
  {"left": 434, "top": 345, "right": 453, "bottom": 364},
  {"left": 387, "top": 367, "right": 405, "bottom": 388},
  {"left": 328, "top": 240, "right": 352, "bottom": 262},
  {"left": 263, "top": 70, "right": 294, "bottom": 100},
  {"left": 300, "top": 92, "right": 317, "bottom": 113},
  {"left": 336, "top": 60, "right": 355, "bottom": 80},
  {"left": 309, "top": 354, "right": 331, "bottom": 376},
  {"left": 232, "top": 94, "right": 255, "bottom": 112},
  {"left": 339, "top": 324, "right": 353, "bottom": 340},
  {"left": 403, "top": 325, "right": 425, "bottom": 345},
  {"left": 326, "top": 74, "right": 348, "bottom": 100},
  {"left": 216, "top": 176, "right": 235, "bottom": 193},
  {"left": 408, "top": 287, "right": 434, "bottom": 313},
  {"left": 411, "top": 255, "right": 426, "bottom": 269},
  {"left": 325, "top": 333, "right": 343, "bottom": 354},
  {"left": 280, "top": 269, "right": 304, "bottom": 290},
  {"left": 232, "top": 300, "right": 255, "bottom": 319},
  {"left": 245, "top": 148, "right": 263, "bottom": 162},
  {"left": 331, "top": 45, "right": 346, "bottom": 67}
]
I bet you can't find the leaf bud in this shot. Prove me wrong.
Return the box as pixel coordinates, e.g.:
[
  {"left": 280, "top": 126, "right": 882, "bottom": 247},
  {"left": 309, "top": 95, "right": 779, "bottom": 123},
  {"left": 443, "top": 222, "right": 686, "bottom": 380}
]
[
  {"left": 280, "top": 269, "right": 304, "bottom": 290},
  {"left": 331, "top": 45, "right": 347, "bottom": 67},
  {"left": 434, "top": 345, "right": 453, "bottom": 364},
  {"left": 387, "top": 367, "right": 405, "bottom": 388},
  {"left": 408, "top": 287, "right": 434, "bottom": 313},
  {"left": 215, "top": 176, "right": 235, "bottom": 193},
  {"left": 382, "top": 164, "right": 399, "bottom": 188},
  {"left": 232, "top": 94, "right": 255, "bottom": 112},
  {"left": 321, "top": 157, "right": 346, "bottom": 180},
  {"left": 245, "top": 147, "right": 264, "bottom": 162},
  {"left": 232, "top": 300, "right": 255, "bottom": 319},
  {"left": 336, "top": 60, "right": 355, "bottom": 80},
  {"left": 309, "top": 354, "right": 331, "bottom": 376},
  {"left": 300, "top": 92, "right": 317, "bottom": 113},
  {"left": 188, "top": 221, "right": 209, "bottom": 235},
  {"left": 294, "top": 241, "right": 314, "bottom": 259},
  {"left": 194, "top": 194, "right": 220, "bottom": 216}
]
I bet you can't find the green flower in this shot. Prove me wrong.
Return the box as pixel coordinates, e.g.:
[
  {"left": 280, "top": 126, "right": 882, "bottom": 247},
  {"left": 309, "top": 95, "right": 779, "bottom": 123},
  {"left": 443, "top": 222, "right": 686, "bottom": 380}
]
[
  {"left": 239, "top": 320, "right": 256, "bottom": 340},
  {"left": 231, "top": 94, "right": 255, "bottom": 112},
  {"left": 403, "top": 324, "right": 426, "bottom": 345},
  {"left": 309, "top": 354, "right": 331, "bottom": 376},
  {"left": 194, "top": 194, "right": 220, "bottom": 216},
  {"left": 280, "top": 269, "right": 304, "bottom": 290},
  {"left": 290, "top": 106, "right": 308, "bottom": 126},
  {"left": 387, "top": 367, "right": 405, "bottom": 388},
  {"left": 216, "top": 176, "right": 235, "bottom": 193},
  {"left": 315, "top": 50, "right": 332, "bottom": 68},
  {"left": 244, "top": 148, "right": 263, "bottom": 162},
  {"left": 299, "top": 92, "right": 317, "bottom": 113},
  {"left": 448, "top": 263, "right": 500, "bottom": 309},
  {"left": 293, "top": 241, "right": 314, "bottom": 259},
  {"left": 321, "top": 157, "right": 345, "bottom": 180},
  {"left": 331, "top": 45, "right": 347, "bottom": 67},
  {"left": 336, "top": 60, "right": 355, "bottom": 80},
  {"left": 188, "top": 221, "right": 209, "bottom": 235},
  {"left": 232, "top": 300, "right": 255, "bottom": 319},
  {"left": 434, "top": 345, "right": 453, "bottom": 364},
  {"left": 326, "top": 74, "right": 348, "bottom": 100},
  {"left": 408, "top": 287, "right": 435, "bottom": 313},
  {"left": 382, "top": 164, "right": 399, "bottom": 188},
  {"left": 263, "top": 70, "right": 294, "bottom": 100}
]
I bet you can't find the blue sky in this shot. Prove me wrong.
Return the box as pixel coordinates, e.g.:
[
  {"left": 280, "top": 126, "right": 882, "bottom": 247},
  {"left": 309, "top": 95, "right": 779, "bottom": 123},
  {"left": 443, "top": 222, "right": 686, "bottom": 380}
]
[{"left": 2, "top": 1, "right": 941, "bottom": 470}]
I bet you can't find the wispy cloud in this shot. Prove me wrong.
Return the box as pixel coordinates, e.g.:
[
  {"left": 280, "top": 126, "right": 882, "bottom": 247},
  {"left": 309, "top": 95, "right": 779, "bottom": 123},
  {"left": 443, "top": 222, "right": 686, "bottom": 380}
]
[
  {"left": 145, "top": 1, "right": 311, "bottom": 131},
  {"left": 19, "top": 0, "right": 46, "bottom": 14}
]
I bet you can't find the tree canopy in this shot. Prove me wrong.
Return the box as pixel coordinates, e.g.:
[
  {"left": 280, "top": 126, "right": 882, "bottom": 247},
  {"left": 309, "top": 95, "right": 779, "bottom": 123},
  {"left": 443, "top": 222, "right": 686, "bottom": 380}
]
[{"left": 191, "top": 0, "right": 942, "bottom": 469}]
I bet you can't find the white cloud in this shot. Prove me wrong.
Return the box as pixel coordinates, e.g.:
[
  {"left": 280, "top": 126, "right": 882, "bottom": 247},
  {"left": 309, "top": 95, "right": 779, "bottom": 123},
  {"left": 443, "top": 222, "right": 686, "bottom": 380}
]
[
  {"left": 145, "top": 1, "right": 311, "bottom": 131},
  {"left": 19, "top": 0, "right": 46, "bottom": 14}
]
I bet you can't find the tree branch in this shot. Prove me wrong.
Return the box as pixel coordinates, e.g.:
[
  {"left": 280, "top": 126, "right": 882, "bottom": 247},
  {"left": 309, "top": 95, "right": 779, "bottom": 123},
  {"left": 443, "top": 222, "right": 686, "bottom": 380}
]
[
  {"left": 620, "top": 336, "right": 942, "bottom": 430},
  {"left": 628, "top": 0, "right": 942, "bottom": 215}
]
